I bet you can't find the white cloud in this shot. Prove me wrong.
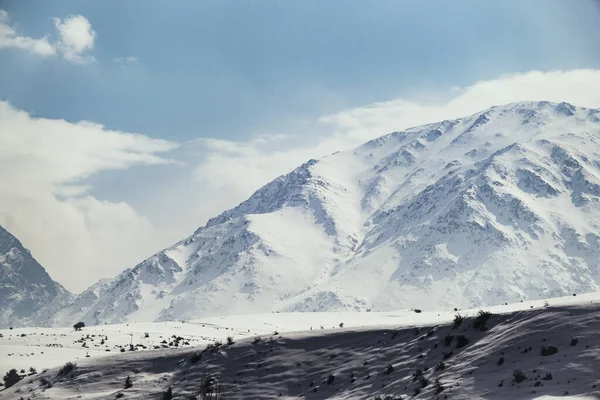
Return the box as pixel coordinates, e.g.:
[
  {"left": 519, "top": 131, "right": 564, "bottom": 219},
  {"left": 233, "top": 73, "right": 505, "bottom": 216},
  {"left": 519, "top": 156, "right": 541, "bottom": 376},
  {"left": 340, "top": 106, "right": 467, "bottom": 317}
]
[
  {"left": 53, "top": 15, "right": 96, "bottom": 63},
  {"left": 0, "top": 10, "right": 96, "bottom": 63},
  {"left": 0, "top": 101, "right": 178, "bottom": 291},
  {"left": 0, "top": 10, "right": 56, "bottom": 56}
]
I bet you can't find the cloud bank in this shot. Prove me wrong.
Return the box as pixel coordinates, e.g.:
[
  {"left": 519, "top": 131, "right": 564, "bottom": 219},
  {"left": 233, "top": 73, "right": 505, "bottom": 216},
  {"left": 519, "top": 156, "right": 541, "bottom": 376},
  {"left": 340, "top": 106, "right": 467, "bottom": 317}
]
[
  {"left": 0, "top": 10, "right": 96, "bottom": 63},
  {"left": 0, "top": 101, "right": 177, "bottom": 291}
]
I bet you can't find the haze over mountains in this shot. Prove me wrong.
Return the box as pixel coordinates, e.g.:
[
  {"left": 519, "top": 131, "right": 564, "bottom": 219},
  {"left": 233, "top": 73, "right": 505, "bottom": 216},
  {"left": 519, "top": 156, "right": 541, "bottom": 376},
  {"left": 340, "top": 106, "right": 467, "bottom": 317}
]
[{"left": 4, "top": 101, "right": 600, "bottom": 328}]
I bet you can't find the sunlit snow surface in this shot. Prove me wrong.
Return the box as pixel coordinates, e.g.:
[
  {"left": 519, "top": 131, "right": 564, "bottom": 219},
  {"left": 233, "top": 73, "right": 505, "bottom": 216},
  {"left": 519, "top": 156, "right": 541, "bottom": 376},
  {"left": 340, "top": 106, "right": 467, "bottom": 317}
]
[{"left": 2, "top": 293, "right": 600, "bottom": 399}]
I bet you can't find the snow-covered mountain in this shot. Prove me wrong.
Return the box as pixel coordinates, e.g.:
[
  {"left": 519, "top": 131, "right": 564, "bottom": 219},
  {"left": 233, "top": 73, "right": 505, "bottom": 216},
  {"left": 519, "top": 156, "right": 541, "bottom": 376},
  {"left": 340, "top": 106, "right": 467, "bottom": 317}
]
[
  {"left": 0, "top": 225, "right": 73, "bottom": 328},
  {"left": 52, "top": 101, "right": 600, "bottom": 326}
]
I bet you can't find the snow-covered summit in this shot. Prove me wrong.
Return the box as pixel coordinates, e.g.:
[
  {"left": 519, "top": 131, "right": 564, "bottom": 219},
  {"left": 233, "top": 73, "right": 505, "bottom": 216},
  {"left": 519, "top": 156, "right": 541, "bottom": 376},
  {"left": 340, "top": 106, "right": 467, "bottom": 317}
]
[{"left": 51, "top": 101, "right": 600, "bottom": 326}]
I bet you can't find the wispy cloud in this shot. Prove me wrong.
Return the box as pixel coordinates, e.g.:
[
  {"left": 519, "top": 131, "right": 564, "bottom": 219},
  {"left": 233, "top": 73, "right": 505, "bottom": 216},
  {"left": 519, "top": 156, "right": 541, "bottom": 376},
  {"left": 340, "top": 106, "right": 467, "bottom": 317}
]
[
  {"left": 113, "top": 56, "right": 139, "bottom": 66},
  {"left": 0, "top": 10, "right": 96, "bottom": 63},
  {"left": 0, "top": 10, "right": 55, "bottom": 56}
]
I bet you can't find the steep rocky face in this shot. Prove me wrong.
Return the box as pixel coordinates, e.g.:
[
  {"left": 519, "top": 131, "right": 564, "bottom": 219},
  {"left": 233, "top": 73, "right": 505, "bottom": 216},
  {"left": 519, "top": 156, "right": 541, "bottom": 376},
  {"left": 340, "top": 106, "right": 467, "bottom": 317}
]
[
  {"left": 0, "top": 225, "right": 73, "bottom": 328},
  {"left": 52, "top": 101, "right": 600, "bottom": 326}
]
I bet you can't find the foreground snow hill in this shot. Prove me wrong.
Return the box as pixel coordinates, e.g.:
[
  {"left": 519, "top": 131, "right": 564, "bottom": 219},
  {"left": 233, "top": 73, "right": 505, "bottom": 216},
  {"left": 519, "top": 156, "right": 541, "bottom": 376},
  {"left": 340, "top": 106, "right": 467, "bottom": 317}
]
[
  {"left": 51, "top": 100, "right": 600, "bottom": 326},
  {"left": 2, "top": 293, "right": 600, "bottom": 399},
  {"left": 0, "top": 225, "right": 73, "bottom": 328}
]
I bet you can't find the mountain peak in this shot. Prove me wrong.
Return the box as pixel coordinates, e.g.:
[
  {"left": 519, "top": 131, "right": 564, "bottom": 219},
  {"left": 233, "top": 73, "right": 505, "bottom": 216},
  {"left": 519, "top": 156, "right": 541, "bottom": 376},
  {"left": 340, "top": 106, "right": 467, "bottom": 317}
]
[{"left": 49, "top": 101, "right": 600, "bottom": 326}]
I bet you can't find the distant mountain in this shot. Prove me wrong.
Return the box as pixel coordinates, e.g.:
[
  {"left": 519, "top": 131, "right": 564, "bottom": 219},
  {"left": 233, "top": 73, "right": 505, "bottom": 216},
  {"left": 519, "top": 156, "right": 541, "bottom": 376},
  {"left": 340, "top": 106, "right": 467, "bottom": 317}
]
[
  {"left": 51, "top": 101, "right": 600, "bottom": 326},
  {"left": 0, "top": 225, "right": 73, "bottom": 328}
]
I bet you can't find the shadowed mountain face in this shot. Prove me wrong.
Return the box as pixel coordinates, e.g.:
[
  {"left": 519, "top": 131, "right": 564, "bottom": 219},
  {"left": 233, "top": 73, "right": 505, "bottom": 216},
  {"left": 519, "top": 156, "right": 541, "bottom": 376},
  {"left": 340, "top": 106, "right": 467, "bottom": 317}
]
[
  {"left": 51, "top": 101, "right": 600, "bottom": 326},
  {"left": 0, "top": 225, "right": 73, "bottom": 327}
]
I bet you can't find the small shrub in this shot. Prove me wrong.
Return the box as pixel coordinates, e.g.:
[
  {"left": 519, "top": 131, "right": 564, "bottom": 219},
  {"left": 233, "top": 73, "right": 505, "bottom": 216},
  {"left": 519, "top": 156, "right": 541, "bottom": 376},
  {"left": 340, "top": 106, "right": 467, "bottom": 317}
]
[
  {"left": 435, "top": 362, "right": 445, "bottom": 371},
  {"left": 3, "top": 369, "right": 21, "bottom": 389},
  {"left": 124, "top": 376, "right": 132, "bottom": 389},
  {"left": 513, "top": 369, "right": 527, "bottom": 383},
  {"left": 472, "top": 310, "right": 492, "bottom": 331},
  {"left": 144, "top": 332, "right": 150, "bottom": 338},
  {"left": 57, "top": 362, "right": 75, "bottom": 377},
  {"left": 455, "top": 335, "right": 469, "bottom": 348},
  {"left": 163, "top": 386, "right": 173, "bottom": 400},
  {"left": 252, "top": 336, "right": 261, "bottom": 344},
  {"left": 384, "top": 365, "right": 394, "bottom": 375},
  {"left": 419, "top": 377, "right": 429, "bottom": 388},
  {"left": 29, "top": 367, "right": 36, "bottom": 375},
  {"left": 570, "top": 338, "right": 579, "bottom": 346},
  {"left": 540, "top": 346, "right": 558, "bottom": 356},
  {"left": 497, "top": 357, "right": 504, "bottom": 366},
  {"left": 414, "top": 309, "right": 422, "bottom": 313},
  {"left": 327, "top": 374, "right": 335, "bottom": 385},
  {"left": 73, "top": 322, "right": 85, "bottom": 331},
  {"left": 542, "top": 372, "right": 553, "bottom": 381},
  {"left": 339, "top": 322, "right": 344, "bottom": 328},
  {"left": 442, "top": 351, "right": 454, "bottom": 360},
  {"left": 116, "top": 394, "right": 124, "bottom": 399},
  {"left": 453, "top": 314, "right": 464, "bottom": 329},
  {"left": 226, "top": 336, "right": 234, "bottom": 345},
  {"left": 444, "top": 334, "right": 454, "bottom": 347}
]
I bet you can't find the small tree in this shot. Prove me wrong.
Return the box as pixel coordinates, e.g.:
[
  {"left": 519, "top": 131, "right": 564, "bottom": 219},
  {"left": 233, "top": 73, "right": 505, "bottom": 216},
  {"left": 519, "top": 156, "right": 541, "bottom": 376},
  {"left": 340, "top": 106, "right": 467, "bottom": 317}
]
[
  {"left": 124, "top": 376, "right": 132, "bottom": 389},
  {"left": 73, "top": 321, "right": 85, "bottom": 331},
  {"left": 3, "top": 369, "right": 21, "bottom": 389}
]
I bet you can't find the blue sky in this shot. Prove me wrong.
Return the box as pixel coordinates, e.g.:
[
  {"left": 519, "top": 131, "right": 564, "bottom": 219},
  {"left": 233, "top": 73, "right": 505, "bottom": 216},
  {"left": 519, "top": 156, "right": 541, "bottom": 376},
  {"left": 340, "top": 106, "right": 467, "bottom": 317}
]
[
  {"left": 2, "top": 0, "right": 600, "bottom": 290},
  {"left": 2, "top": 0, "right": 600, "bottom": 141}
]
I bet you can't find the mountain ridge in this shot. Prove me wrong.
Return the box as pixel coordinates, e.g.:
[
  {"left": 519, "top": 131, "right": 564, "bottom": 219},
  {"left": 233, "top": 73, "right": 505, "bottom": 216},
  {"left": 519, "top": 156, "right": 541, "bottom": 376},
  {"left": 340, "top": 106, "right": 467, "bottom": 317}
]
[
  {"left": 0, "top": 225, "right": 73, "bottom": 328},
  {"left": 43, "top": 101, "right": 600, "bottom": 326}
]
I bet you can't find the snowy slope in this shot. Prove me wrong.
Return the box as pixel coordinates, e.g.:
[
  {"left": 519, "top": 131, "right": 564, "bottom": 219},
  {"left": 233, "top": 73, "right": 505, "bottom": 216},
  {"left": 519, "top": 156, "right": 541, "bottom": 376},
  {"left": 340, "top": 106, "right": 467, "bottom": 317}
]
[
  {"left": 53, "top": 101, "right": 600, "bottom": 326},
  {"left": 0, "top": 225, "right": 73, "bottom": 328},
  {"left": 2, "top": 294, "right": 600, "bottom": 399}
]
